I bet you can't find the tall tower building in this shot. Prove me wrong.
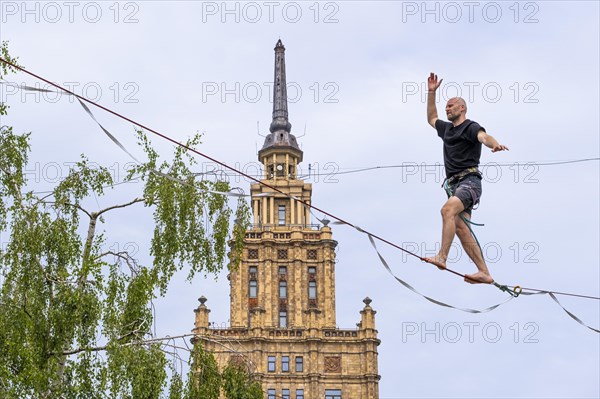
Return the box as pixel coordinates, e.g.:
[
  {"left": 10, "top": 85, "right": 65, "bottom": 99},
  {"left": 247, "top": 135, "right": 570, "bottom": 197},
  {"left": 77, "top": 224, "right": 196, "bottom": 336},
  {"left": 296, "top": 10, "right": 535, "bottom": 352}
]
[{"left": 193, "top": 40, "right": 380, "bottom": 399}]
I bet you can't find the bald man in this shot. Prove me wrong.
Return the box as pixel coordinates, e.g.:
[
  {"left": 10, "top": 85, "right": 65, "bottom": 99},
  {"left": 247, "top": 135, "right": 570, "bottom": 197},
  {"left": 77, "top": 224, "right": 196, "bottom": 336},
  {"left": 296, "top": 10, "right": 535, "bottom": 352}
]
[{"left": 424, "top": 72, "right": 508, "bottom": 284}]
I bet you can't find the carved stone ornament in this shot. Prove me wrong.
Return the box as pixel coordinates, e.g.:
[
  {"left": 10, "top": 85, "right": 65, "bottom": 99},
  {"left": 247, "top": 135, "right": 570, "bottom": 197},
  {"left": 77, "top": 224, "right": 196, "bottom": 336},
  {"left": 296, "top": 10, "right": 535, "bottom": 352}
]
[{"left": 324, "top": 356, "right": 341, "bottom": 373}]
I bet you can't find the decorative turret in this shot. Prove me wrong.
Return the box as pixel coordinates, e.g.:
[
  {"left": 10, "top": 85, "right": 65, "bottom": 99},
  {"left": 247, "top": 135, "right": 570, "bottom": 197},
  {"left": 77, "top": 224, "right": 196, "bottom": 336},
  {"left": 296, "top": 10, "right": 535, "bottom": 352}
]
[
  {"left": 193, "top": 296, "right": 210, "bottom": 333},
  {"left": 360, "top": 297, "right": 377, "bottom": 331}
]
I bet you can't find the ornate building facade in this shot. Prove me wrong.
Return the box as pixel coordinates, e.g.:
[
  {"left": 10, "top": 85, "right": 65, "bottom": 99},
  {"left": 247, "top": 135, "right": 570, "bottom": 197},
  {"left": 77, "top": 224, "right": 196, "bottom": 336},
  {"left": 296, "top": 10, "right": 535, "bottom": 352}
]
[{"left": 192, "top": 40, "right": 380, "bottom": 399}]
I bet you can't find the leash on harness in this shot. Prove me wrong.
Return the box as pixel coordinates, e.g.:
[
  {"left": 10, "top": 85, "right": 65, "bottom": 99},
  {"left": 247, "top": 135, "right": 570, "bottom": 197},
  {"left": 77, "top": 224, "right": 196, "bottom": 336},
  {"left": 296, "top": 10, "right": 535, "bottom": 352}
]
[
  {"left": 442, "top": 179, "right": 485, "bottom": 258},
  {"left": 443, "top": 167, "right": 484, "bottom": 222},
  {"left": 442, "top": 169, "right": 521, "bottom": 296},
  {"left": 442, "top": 170, "right": 485, "bottom": 247}
]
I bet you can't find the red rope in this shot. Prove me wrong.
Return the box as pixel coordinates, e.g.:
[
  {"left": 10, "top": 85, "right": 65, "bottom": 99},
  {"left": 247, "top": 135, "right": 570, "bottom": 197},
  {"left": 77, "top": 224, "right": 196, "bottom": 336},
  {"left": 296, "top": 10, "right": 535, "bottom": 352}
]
[
  {"left": 1, "top": 58, "right": 453, "bottom": 267},
  {"left": 5, "top": 57, "right": 599, "bottom": 301}
]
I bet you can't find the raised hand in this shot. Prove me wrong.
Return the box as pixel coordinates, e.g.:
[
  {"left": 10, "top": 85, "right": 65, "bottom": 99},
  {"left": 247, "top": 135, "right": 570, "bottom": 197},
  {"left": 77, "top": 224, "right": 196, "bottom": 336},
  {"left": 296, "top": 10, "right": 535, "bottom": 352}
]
[{"left": 428, "top": 72, "right": 443, "bottom": 92}]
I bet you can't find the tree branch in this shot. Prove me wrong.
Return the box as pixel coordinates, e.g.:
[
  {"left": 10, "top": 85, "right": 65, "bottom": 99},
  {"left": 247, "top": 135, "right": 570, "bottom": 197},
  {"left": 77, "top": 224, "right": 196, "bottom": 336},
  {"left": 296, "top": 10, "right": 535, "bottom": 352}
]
[
  {"left": 97, "top": 197, "right": 144, "bottom": 217},
  {"left": 39, "top": 197, "right": 143, "bottom": 219},
  {"left": 0, "top": 164, "right": 23, "bottom": 202},
  {"left": 51, "top": 333, "right": 198, "bottom": 357},
  {"left": 40, "top": 200, "right": 92, "bottom": 218},
  {"left": 94, "top": 251, "right": 140, "bottom": 274},
  {"left": 50, "top": 333, "right": 259, "bottom": 364}
]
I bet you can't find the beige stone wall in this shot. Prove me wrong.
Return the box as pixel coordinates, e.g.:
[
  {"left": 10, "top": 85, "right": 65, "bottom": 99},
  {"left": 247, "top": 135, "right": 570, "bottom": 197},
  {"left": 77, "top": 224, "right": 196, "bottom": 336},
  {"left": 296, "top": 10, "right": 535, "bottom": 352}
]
[
  {"left": 193, "top": 171, "right": 380, "bottom": 398},
  {"left": 194, "top": 321, "right": 380, "bottom": 399},
  {"left": 230, "top": 226, "right": 338, "bottom": 330}
]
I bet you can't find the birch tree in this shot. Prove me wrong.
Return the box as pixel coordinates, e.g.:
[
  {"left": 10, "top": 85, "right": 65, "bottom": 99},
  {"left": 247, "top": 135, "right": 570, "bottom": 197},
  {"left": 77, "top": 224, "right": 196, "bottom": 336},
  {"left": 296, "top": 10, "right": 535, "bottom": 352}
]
[{"left": 0, "top": 42, "right": 260, "bottom": 399}]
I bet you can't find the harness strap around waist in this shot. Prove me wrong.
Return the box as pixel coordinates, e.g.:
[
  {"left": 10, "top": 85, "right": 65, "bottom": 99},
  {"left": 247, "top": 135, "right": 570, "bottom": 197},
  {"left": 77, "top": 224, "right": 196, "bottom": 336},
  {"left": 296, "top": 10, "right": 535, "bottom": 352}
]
[{"left": 444, "top": 166, "right": 481, "bottom": 187}]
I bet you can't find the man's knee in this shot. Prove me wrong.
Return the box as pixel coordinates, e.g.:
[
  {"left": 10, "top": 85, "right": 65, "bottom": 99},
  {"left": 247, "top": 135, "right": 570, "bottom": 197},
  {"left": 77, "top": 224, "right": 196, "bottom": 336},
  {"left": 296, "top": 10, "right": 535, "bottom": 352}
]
[
  {"left": 441, "top": 197, "right": 464, "bottom": 219},
  {"left": 440, "top": 205, "right": 453, "bottom": 220}
]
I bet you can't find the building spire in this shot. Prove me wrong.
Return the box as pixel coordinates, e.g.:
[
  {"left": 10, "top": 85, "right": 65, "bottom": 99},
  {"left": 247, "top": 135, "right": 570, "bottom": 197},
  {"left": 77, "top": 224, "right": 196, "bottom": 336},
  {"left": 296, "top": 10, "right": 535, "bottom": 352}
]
[
  {"left": 270, "top": 39, "right": 291, "bottom": 133},
  {"left": 259, "top": 40, "right": 302, "bottom": 161}
]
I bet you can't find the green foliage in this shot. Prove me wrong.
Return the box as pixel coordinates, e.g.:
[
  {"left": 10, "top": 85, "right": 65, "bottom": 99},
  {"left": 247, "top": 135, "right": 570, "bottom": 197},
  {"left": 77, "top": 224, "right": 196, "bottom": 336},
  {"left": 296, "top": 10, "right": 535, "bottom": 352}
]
[
  {"left": 127, "top": 130, "right": 246, "bottom": 294},
  {"left": 1, "top": 40, "right": 20, "bottom": 116},
  {"left": 168, "top": 370, "right": 184, "bottom": 399},
  {"left": 222, "top": 363, "right": 263, "bottom": 399},
  {"left": 186, "top": 343, "right": 221, "bottom": 399},
  {"left": 0, "top": 44, "right": 258, "bottom": 399}
]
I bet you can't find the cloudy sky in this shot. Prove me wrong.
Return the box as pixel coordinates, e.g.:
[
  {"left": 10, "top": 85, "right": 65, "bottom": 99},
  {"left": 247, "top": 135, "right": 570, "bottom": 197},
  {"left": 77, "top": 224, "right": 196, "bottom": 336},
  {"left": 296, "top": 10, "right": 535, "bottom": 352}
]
[{"left": 1, "top": 1, "right": 599, "bottom": 398}]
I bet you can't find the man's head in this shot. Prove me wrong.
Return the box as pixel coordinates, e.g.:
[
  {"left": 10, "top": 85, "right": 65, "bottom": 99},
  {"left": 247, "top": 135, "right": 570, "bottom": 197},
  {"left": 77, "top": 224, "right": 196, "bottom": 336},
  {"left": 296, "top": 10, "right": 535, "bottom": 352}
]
[{"left": 445, "top": 97, "right": 467, "bottom": 122}]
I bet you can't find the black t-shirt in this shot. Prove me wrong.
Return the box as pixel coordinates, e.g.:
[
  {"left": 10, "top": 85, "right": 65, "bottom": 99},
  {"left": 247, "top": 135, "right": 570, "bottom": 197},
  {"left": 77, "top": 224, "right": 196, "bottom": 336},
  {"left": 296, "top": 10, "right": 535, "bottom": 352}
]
[{"left": 435, "top": 119, "right": 484, "bottom": 178}]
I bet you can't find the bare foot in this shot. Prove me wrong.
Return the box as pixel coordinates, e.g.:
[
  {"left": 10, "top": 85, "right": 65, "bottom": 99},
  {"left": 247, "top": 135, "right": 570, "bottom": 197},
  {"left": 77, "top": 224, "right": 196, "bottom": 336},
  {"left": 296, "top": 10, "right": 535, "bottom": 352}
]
[
  {"left": 424, "top": 255, "right": 446, "bottom": 270},
  {"left": 464, "top": 271, "right": 494, "bottom": 284}
]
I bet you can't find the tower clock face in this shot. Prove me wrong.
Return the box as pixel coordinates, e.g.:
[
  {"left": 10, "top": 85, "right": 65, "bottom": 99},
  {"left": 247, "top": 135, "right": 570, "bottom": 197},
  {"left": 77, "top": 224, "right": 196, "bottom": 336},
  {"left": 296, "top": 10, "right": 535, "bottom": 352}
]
[{"left": 276, "top": 164, "right": 284, "bottom": 171}]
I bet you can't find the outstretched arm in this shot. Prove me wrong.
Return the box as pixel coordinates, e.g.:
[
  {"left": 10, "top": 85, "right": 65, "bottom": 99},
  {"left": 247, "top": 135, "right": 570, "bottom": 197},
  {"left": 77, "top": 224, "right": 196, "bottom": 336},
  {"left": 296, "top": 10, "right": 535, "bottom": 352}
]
[
  {"left": 427, "top": 72, "right": 442, "bottom": 128},
  {"left": 477, "top": 130, "right": 509, "bottom": 152}
]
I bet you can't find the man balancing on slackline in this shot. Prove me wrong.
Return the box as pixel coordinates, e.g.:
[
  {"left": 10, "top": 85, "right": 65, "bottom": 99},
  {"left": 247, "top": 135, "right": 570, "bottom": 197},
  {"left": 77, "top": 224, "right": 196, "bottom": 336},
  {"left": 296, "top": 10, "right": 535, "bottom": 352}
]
[{"left": 424, "top": 72, "right": 509, "bottom": 284}]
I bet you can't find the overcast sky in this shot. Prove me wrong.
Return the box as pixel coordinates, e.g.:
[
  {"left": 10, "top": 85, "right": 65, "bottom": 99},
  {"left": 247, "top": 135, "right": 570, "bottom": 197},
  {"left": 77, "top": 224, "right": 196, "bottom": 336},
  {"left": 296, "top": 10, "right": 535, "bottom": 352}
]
[{"left": 1, "top": 1, "right": 599, "bottom": 398}]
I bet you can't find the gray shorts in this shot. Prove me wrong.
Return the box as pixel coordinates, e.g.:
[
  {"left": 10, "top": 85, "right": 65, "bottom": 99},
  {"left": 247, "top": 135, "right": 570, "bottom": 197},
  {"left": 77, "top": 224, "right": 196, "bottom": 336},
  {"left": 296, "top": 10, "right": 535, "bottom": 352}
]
[{"left": 447, "top": 174, "right": 482, "bottom": 215}]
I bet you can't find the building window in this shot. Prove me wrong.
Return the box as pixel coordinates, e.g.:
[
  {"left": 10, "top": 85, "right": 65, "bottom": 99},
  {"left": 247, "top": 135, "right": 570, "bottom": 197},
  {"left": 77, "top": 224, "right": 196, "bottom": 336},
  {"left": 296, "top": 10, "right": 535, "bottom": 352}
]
[
  {"left": 295, "top": 356, "right": 304, "bottom": 372},
  {"left": 248, "top": 249, "right": 258, "bottom": 259},
  {"left": 325, "top": 389, "right": 342, "bottom": 399},
  {"left": 282, "top": 389, "right": 290, "bottom": 399},
  {"left": 279, "top": 266, "right": 287, "bottom": 276},
  {"left": 268, "top": 389, "right": 276, "bottom": 399},
  {"left": 249, "top": 280, "right": 257, "bottom": 298},
  {"left": 249, "top": 266, "right": 257, "bottom": 298},
  {"left": 308, "top": 281, "right": 317, "bottom": 299},
  {"left": 268, "top": 356, "right": 276, "bottom": 372},
  {"left": 282, "top": 356, "right": 289, "bottom": 372},
  {"left": 308, "top": 266, "right": 316, "bottom": 275},
  {"left": 278, "top": 205, "right": 286, "bottom": 225},
  {"left": 279, "top": 310, "right": 287, "bottom": 328},
  {"left": 307, "top": 249, "right": 317, "bottom": 259},
  {"left": 296, "top": 389, "right": 304, "bottom": 399},
  {"left": 279, "top": 281, "right": 287, "bottom": 298},
  {"left": 278, "top": 249, "right": 288, "bottom": 259}
]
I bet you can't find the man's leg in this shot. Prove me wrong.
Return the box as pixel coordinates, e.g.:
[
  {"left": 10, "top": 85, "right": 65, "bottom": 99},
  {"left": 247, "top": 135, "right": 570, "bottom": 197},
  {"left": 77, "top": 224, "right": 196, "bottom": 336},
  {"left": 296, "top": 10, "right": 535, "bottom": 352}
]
[
  {"left": 455, "top": 213, "right": 493, "bottom": 284},
  {"left": 424, "top": 196, "right": 464, "bottom": 270}
]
